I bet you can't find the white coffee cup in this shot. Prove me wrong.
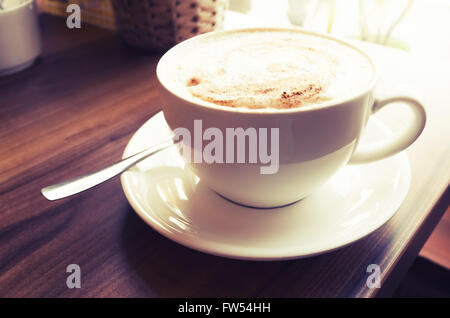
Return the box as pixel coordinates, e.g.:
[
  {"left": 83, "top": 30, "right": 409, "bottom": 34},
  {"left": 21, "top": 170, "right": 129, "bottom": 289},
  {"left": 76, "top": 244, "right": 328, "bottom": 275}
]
[
  {"left": 157, "top": 28, "right": 426, "bottom": 208},
  {"left": 0, "top": 0, "right": 41, "bottom": 76}
]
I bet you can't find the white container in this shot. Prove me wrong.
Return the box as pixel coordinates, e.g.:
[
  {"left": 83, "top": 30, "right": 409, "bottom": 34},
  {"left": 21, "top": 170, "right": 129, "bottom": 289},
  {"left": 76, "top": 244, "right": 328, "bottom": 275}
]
[{"left": 0, "top": 0, "right": 41, "bottom": 76}]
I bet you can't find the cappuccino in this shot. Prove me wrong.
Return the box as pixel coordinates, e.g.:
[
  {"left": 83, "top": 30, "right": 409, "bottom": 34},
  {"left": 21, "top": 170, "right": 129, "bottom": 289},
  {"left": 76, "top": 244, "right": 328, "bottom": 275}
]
[{"left": 172, "top": 29, "right": 374, "bottom": 109}]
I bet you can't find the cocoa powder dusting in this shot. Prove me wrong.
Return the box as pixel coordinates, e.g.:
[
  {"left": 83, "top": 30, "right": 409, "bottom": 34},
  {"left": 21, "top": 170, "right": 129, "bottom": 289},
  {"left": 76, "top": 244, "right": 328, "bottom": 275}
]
[
  {"left": 205, "top": 98, "right": 234, "bottom": 106},
  {"left": 187, "top": 77, "right": 201, "bottom": 86},
  {"left": 256, "top": 88, "right": 276, "bottom": 94},
  {"left": 280, "top": 84, "right": 323, "bottom": 107}
]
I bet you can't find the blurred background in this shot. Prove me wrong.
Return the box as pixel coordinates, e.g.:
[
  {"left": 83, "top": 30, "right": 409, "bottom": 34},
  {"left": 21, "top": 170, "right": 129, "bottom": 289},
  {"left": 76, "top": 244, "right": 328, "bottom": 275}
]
[
  {"left": 2, "top": 0, "right": 450, "bottom": 76},
  {"left": 33, "top": 0, "right": 450, "bottom": 57}
]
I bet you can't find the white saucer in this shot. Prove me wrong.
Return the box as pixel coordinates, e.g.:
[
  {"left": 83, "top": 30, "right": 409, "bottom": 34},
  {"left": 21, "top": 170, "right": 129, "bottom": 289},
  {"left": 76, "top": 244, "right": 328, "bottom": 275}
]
[{"left": 120, "top": 112, "right": 411, "bottom": 261}]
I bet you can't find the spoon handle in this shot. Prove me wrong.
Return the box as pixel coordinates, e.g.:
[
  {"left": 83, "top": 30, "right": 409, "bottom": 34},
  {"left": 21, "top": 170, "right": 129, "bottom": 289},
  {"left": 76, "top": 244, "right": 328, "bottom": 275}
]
[{"left": 41, "top": 140, "right": 175, "bottom": 201}]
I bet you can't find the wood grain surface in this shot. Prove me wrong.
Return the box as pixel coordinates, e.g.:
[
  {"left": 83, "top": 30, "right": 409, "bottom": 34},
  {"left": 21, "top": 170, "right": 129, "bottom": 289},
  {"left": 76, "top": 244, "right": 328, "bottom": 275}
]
[
  {"left": 0, "top": 15, "right": 448, "bottom": 298},
  {"left": 420, "top": 207, "right": 450, "bottom": 269}
]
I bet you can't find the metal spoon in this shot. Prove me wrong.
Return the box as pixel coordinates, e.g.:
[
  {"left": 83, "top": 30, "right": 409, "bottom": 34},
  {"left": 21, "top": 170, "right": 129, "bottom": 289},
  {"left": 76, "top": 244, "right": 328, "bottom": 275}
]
[{"left": 41, "top": 140, "right": 175, "bottom": 201}]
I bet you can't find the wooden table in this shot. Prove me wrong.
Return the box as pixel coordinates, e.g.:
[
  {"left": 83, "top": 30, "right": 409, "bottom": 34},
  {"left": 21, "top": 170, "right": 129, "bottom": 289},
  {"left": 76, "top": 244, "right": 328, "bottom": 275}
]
[{"left": 0, "top": 15, "right": 449, "bottom": 298}]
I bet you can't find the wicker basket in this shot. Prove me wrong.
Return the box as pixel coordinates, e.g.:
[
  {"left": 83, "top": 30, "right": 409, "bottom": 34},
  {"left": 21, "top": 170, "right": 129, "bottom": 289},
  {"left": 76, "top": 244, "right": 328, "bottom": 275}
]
[{"left": 111, "top": 0, "right": 228, "bottom": 51}]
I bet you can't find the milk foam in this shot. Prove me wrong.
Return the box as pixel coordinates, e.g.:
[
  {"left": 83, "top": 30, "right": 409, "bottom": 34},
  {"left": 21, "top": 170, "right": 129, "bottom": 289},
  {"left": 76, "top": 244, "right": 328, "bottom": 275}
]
[{"left": 172, "top": 30, "right": 374, "bottom": 109}]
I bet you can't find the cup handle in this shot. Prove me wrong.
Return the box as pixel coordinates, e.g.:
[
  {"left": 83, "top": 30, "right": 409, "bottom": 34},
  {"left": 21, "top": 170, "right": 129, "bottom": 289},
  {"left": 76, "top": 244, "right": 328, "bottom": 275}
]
[{"left": 349, "top": 95, "right": 426, "bottom": 164}]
